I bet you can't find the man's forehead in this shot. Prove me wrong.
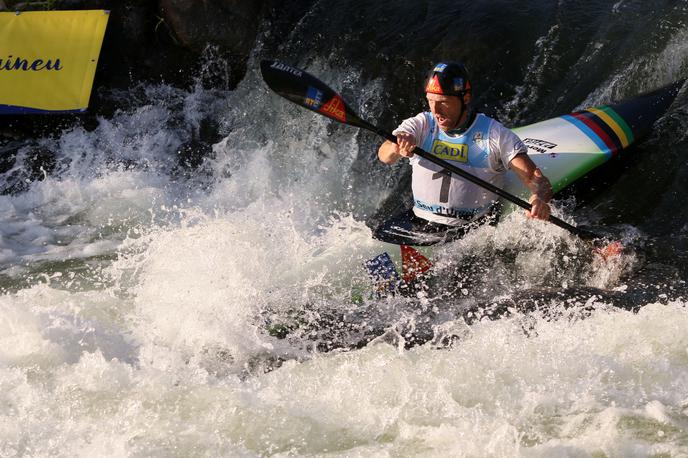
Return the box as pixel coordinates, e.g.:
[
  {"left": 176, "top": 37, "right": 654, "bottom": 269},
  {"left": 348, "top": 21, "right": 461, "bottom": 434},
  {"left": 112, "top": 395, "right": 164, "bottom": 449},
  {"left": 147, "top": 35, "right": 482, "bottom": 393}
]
[{"left": 426, "top": 93, "right": 456, "bottom": 103}]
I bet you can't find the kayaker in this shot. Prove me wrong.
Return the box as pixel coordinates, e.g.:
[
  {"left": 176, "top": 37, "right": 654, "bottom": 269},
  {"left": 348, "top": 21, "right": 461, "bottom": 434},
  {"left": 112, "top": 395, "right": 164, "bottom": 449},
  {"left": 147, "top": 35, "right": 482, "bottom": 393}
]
[{"left": 377, "top": 62, "right": 553, "bottom": 241}]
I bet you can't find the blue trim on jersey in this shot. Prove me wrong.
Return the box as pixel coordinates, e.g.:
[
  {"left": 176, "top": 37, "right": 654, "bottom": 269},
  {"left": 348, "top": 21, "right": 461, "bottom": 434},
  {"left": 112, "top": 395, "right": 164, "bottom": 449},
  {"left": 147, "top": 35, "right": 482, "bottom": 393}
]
[{"left": 420, "top": 112, "right": 491, "bottom": 167}]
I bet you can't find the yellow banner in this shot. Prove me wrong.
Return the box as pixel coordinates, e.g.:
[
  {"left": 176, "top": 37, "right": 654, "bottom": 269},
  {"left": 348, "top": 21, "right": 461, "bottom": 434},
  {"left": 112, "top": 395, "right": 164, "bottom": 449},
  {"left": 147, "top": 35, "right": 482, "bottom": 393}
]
[{"left": 0, "top": 10, "right": 109, "bottom": 114}]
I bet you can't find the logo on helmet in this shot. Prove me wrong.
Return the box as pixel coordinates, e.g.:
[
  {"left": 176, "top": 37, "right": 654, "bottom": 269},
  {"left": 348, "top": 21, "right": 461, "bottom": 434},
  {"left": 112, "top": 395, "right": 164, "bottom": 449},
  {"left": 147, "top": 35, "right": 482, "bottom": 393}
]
[
  {"left": 425, "top": 74, "right": 443, "bottom": 94},
  {"left": 433, "top": 63, "right": 448, "bottom": 72}
]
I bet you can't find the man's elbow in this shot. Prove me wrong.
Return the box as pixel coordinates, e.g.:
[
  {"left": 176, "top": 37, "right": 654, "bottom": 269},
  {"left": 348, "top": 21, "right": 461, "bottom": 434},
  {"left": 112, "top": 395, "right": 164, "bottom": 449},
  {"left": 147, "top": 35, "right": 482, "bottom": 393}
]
[
  {"left": 378, "top": 152, "right": 394, "bottom": 165},
  {"left": 378, "top": 142, "right": 398, "bottom": 164},
  {"left": 377, "top": 147, "right": 388, "bottom": 164}
]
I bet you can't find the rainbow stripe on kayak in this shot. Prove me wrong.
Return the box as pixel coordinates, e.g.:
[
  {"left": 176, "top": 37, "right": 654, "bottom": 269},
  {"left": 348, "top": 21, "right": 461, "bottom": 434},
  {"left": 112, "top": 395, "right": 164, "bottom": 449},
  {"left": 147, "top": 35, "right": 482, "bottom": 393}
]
[
  {"left": 506, "top": 80, "right": 683, "bottom": 203},
  {"left": 562, "top": 106, "right": 634, "bottom": 157}
]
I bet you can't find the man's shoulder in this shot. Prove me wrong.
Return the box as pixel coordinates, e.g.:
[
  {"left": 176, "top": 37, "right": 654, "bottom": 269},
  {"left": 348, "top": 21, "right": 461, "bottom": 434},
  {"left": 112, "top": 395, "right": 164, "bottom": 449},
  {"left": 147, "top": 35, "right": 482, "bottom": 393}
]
[
  {"left": 475, "top": 110, "right": 503, "bottom": 123},
  {"left": 400, "top": 111, "right": 430, "bottom": 125},
  {"left": 482, "top": 114, "right": 519, "bottom": 139},
  {"left": 478, "top": 113, "right": 504, "bottom": 128},
  {"left": 415, "top": 111, "right": 432, "bottom": 123},
  {"left": 395, "top": 112, "right": 432, "bottom": 134},
  {"left": 393, "top": 112, "right": 433, "bottom": 147}
]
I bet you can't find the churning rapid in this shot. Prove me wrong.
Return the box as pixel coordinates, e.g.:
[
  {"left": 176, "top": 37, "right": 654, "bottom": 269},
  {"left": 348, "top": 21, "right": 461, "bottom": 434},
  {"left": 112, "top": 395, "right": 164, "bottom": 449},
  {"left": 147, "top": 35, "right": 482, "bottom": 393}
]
[{"left": 2, "top": 0, "right": 688, "bottom": 455}]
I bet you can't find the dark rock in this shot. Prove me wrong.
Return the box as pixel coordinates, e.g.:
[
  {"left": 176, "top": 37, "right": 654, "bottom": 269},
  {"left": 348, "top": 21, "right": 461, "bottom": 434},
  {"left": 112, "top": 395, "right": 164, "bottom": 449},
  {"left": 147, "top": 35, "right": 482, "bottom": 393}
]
[
  {"left": 159, "top": 0, "right": 266, "bottom": 88},
  {"left": 95, "top": 1, "right": 193, "bottom": 88},
  {"left": 52, "top": 0, "right": 108, "bottom": 8},
  {"left": 8, "top": 1, "right": 46, "bottom": 10},
  {"left": 7, "top": 0, "right": 107, "bottom": 9},
  {"left": 159, "top": 0, "right": 264, "bottom": 54}
]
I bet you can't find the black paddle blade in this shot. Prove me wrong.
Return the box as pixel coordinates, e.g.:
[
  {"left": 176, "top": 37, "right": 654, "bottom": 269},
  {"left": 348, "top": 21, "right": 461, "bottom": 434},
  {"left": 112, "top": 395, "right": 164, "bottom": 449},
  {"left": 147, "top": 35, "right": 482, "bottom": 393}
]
[{"left": 260, "top": 59, "right": 372, "bottom": 131}]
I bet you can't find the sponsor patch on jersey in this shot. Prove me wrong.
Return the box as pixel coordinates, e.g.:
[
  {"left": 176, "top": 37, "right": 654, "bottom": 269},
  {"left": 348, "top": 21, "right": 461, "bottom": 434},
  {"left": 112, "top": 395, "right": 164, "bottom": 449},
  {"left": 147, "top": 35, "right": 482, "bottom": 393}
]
[
  {"left": 305, "top": 86, "right": 323, "bottom": 109},
  {"left": 431, "top": 139, "right": 468, "bottom": 162}
]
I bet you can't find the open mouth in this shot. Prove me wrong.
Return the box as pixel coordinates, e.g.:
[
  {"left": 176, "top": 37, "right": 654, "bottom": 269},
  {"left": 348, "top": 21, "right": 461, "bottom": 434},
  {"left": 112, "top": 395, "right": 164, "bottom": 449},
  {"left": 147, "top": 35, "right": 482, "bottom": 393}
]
[{"left": 436, "top": 116, "right": 450, "bottom": 126}]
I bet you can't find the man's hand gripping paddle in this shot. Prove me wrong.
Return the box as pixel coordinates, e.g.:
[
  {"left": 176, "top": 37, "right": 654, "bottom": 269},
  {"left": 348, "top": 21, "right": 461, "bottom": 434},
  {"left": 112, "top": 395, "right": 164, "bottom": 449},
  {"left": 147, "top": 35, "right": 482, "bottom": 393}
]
[{"left": 259, "top": 60, "right": 624, "bottom": 281}]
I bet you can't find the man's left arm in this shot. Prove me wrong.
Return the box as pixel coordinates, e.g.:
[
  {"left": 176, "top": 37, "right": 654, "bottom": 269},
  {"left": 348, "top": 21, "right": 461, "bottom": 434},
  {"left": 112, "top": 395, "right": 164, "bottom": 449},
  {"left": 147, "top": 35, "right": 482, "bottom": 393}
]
[
  {"left": 509, "top": 154, "right": 553, "bottom": 220},
  {"left": 489, "top": 120, "right": 553, "bottom": 221}
]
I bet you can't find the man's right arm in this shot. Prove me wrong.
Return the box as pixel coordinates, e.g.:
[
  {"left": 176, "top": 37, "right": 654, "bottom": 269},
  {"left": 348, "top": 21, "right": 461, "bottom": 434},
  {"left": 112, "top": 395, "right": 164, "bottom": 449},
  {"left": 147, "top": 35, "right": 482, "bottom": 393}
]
[
  {"left": 377, "top": 113, "right": 428, "bottom": 165},
  {"left": 378, "top": 140, "right": 403, "bottom": 164},
  {"left": 378, "top": 133, "right": 417, "bottom": 164}
]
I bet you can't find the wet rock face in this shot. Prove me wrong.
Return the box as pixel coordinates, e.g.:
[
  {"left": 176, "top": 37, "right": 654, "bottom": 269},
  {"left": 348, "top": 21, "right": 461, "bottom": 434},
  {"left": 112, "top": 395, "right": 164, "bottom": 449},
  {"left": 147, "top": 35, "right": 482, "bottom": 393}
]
[
  {"left": 158, "top": 0, "right": 266, "bottom": 88},
  {"left": 4, "top": 0, "right": 266, "bottom": 87},
  {"left": 3, "top": 0, "right": 318, "bottom": 89},
  {"left": 4, "top": 0, "right": 106, "bottom": 10},
  {"left": 159, "top": 0, "right": 264, "bottom": 54}
]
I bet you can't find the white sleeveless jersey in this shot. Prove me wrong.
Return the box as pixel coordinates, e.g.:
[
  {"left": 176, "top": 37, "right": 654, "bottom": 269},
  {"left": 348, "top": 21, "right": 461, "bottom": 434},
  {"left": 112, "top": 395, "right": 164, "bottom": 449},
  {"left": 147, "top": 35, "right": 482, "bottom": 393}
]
[{"left": 393, "top": 112, "right": 526, "bottom": 226}]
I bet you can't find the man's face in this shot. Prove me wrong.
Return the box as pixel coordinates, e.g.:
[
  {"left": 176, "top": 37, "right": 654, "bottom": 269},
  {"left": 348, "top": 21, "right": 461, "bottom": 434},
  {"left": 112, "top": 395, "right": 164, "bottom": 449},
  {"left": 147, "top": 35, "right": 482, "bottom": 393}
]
[{"left": 426, "top": 92, "right": 469, "bottom": 131}]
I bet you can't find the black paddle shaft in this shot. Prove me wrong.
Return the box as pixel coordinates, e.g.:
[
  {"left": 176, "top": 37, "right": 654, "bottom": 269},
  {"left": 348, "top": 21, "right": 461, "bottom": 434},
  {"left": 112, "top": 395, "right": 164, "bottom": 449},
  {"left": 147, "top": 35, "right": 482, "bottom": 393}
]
[{"left": 260, "top": 59, "right": 594, "bottom": 240}]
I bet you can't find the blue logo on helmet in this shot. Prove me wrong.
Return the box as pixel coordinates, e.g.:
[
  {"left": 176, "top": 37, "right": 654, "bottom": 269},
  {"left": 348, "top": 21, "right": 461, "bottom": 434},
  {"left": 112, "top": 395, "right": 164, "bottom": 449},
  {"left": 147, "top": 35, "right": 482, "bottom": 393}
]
[{"left": 433, "top": 63, "right": 448, "bottom": 72}]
